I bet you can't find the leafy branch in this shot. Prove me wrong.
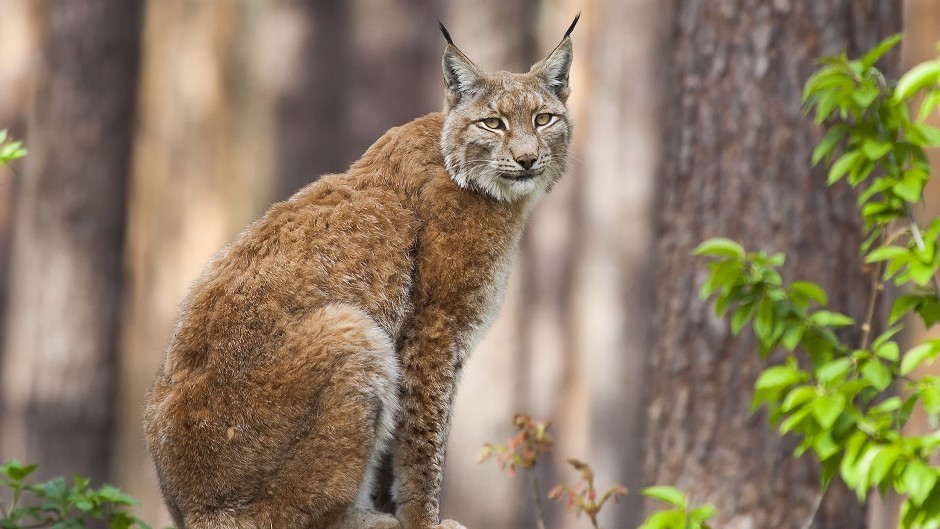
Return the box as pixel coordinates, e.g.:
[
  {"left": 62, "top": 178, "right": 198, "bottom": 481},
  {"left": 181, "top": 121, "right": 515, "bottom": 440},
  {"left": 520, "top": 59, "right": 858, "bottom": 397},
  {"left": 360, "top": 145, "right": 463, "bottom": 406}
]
[{"left": 695, "top": 35, "right": 940, "bottom": 529}]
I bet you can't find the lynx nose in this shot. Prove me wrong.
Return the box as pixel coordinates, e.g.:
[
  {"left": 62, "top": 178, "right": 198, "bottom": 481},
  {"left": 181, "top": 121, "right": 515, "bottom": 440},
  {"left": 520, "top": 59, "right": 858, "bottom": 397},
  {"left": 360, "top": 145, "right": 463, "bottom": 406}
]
[{"left": 515, "top": 154, "right": 537, "bottom": 170}]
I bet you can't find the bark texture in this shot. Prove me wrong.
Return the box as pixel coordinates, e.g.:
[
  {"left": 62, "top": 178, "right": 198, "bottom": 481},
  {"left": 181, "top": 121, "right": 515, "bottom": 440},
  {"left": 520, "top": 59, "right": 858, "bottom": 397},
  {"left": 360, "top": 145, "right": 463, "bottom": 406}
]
[
  {"left": 0, "top": 0, "right": 143, "bottom": 482},
  {"left": 646, "top": 1, "right": 900, "bottom": 528}
]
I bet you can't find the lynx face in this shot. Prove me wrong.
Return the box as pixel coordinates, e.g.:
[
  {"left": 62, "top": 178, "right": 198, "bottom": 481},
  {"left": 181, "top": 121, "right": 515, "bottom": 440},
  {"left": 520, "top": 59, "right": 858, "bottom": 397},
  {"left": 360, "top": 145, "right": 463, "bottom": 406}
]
[{"left": 440, "top": 31, "right": 574, "bottom": 203}]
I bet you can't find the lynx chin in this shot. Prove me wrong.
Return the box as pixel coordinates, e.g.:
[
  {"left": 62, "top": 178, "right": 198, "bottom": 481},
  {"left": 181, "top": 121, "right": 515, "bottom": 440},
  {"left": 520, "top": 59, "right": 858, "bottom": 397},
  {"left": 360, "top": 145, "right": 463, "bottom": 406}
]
[{"left": 144, "top": 15, "right": 579, "bottom": 529}]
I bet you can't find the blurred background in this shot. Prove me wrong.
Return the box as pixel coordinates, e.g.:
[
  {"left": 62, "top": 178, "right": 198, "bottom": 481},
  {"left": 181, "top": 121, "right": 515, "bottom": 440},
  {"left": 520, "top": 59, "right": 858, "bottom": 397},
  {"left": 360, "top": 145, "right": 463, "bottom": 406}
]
[{"left": 0, "top": 1, "right": 938, "bottom": 528}]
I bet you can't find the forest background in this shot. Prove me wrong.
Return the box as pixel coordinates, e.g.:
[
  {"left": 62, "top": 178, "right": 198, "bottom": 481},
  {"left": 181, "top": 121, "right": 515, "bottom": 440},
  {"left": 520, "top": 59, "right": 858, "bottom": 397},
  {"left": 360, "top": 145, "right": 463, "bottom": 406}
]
[{"left": 0, "top": 1, "right": 939, "bottom": 528}]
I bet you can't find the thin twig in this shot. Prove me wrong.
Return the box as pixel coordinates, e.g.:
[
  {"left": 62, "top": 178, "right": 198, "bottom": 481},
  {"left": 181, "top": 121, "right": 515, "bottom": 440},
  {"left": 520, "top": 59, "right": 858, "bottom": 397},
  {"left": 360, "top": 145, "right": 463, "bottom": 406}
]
[
  {"left": 799, "top": 489, "right": 827, "bottom": 529},
  {"left": 528, "top": 469, "right": 547, "bottom": 529},
  {"left": 860, "top": 238, "right": 886, "bottom": 350}
]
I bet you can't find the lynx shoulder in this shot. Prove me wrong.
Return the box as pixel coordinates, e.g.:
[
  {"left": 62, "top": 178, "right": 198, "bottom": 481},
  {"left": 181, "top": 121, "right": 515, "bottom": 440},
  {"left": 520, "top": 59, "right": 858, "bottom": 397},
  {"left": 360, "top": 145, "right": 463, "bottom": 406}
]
[{"left": 144, "top": 15, "right": 578, "bottom": 529}]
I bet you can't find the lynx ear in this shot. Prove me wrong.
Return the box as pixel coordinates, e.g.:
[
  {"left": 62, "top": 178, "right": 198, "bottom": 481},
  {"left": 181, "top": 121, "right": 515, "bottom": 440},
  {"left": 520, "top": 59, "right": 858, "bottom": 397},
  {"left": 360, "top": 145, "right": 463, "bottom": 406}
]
[
  {"left": 440, "top": 22, "right": 481, "bottom": 109},
  {"left": 531, "top": 14, "right": 579, "bottom": 101}
]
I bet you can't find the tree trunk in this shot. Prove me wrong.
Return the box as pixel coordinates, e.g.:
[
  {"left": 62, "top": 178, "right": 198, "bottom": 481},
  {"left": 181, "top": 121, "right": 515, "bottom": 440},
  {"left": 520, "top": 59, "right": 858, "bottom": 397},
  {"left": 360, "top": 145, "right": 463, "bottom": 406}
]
[
  {"left": 645, "top": 2, "right": 900, "bottom": 528},
  {"left": 273, "top": 0, "right": 442, "bottom": 200},
  {"left": 113, "top": 2, "right": 277, "bottom": 524},
  {"left": 0, "top": 0, "right": 38, "bottom": 389},
  {"left": 0, "top": 0, "right": 143, "bottom": 483}
]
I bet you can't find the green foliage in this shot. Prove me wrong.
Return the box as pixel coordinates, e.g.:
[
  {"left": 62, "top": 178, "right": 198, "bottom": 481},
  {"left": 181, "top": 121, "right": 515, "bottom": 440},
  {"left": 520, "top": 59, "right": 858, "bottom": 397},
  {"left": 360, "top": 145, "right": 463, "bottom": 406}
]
[
  {"left": 0, "top": 130, "right": 26, "bottom": 167},
  {"left": 0, "top": 459, "right": 151, "bottom": 528},
  {"left": 637, "top": 486, "right": 715, "bottom": 529},
  {"left": 696, "top": 35, "right": 940, "bottom": 529}
]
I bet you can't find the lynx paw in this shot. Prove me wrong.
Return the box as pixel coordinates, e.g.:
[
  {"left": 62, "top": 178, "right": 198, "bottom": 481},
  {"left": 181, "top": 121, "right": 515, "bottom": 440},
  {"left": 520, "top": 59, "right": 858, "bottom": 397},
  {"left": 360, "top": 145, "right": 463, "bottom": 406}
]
[{"left": 432, "top": 520, "right": 467, "bottom": 529}]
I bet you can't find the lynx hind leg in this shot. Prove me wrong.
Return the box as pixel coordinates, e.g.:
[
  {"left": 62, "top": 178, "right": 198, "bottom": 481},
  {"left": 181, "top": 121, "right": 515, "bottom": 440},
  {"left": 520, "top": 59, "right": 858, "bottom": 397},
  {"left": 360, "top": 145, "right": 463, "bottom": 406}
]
[{"left": 232, "top": 303, "right": 400, "bottom": 528}]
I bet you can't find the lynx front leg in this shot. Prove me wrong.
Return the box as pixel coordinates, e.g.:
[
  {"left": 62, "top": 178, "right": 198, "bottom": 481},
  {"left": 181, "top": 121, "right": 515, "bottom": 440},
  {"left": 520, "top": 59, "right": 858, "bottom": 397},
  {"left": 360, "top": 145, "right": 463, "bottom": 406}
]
[{"left": 393, "top": 325, "right": 467, "bottom": 529}]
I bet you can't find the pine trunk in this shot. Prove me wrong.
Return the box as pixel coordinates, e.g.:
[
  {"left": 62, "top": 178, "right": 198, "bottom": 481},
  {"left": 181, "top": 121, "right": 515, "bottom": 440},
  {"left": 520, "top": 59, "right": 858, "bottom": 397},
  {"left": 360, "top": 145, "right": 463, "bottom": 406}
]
[
  {"left": 0, "top": 0, "right": 143, "bottom": 482},
  {"left": 645, "top": 1, "right": 900, "bottom": 528}
]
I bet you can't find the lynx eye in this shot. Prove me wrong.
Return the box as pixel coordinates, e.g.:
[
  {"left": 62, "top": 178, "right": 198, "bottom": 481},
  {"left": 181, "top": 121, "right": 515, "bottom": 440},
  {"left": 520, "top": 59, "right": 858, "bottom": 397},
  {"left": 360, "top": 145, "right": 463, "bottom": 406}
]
[
  {"left": 480, "top": 117, "right": 505, "bottom": 130},
  {"left": 535, "top": 113, "right": 553, "bottom": 126}
]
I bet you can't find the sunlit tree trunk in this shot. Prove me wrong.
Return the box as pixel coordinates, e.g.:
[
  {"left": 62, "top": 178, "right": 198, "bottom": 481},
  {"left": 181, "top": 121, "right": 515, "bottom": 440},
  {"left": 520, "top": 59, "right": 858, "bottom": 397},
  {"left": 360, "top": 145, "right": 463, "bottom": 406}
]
[
  {"left": 113, "top": 2, "right": 275, "bottom": 523},
  {"left": 644, "top": 1, "right": 900, "bottom": 528},
  {"left": 0, "top": 0, "right": 37, "bottom": 382},
  {"left": 0, "top": 0, "right": 143, "bottom": 483}
]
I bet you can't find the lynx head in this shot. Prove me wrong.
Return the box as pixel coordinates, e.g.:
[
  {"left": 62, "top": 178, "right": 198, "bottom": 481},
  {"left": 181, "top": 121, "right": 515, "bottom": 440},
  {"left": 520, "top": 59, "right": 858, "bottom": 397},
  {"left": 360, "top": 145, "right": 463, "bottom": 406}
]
[{"left": 439, "top": 16, "right": 578, "bottom": 203}]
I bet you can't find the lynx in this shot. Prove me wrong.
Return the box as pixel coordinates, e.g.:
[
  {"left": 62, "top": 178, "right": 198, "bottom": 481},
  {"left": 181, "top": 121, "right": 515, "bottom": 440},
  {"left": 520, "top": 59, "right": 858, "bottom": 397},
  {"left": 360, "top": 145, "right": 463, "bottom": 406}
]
[{"left": 144, "top": 16, "right": 578, "bottom": 529}]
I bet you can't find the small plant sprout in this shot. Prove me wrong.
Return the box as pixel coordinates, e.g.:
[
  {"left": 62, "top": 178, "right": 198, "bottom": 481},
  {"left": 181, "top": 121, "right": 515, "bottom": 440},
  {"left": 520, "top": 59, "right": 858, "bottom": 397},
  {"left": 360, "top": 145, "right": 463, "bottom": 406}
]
[
  {"left": 477, "top": 413, "right": 553, "bottom": 476},
  {"left": 478, "top": 414, "right": 554, "bottom": 529},
  {"left": 547, "top": 458, "right": 628, "bottom": 529}
]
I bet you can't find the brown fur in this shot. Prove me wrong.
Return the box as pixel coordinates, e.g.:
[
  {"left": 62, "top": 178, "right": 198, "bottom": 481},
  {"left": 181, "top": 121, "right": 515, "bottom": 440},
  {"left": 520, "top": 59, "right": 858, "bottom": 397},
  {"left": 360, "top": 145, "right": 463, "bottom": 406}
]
[{"left": 144, "top": 19, "right": 576, "bottom": 529}]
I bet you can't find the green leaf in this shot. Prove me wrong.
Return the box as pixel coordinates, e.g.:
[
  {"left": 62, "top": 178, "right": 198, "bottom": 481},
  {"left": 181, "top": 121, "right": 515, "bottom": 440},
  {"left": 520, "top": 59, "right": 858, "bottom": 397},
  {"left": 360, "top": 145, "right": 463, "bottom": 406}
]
[
  {"left": 811, "top": 125, "right": 848, "bottom": 166},
  {"left": 890, "top": 295, "right": 922, "bottom": 325},
  {"left": 781, "top": 325, "right": 804, "bottom": 352},
  {"left": 874, "top": 341, "right": 900, "bottom": 362},
  {"left": 906, "top": 261, "right": 935, "bottom": 287},
  {"left": 861, "top": 34, "right": 903, "bottom": 68},
  {"left": 916, "top": 298, "right": 940, "bottom": 328},
  {"left": 901, "top": 340, "right": 940, "bottom": 375},
  {"left": 920, "top": 89, "right": 940, "bottom": 120},
  {"left": 756, "top": 365, "right": 805, "bottom": 390},
  {"left": 869, "top": 446, "right": 900, "bottom": 486},
  {"left": 828, "top": 150, "right": 863, "bottom": 185},
  {"left": 813, "top": 432, "right": 840, "bottom": 460},
  {"left": 754, "top": 298, "right": 775, "bottom": 343},
  {"left": 1, "top": 459, "right": 37, "bottom": 481},
  {"left": 922, "top": 385, "right": 940, "bottom": 417},
  {"left": 692, "top": 238, "right": 745, "bottom": 259},
  {"left": 809, "top": 310, "right": 854, "bottom": 327},
  {"left": 731, "top": 303, "right": 755, "bottom": 336},
  {"left": 691, "top": 504, "right": 718, "bottom": 522},
  {"left": 96, "top": 485, "right": 140, "bottom": 506},
  {"left": 840, "top": 433, "right": 868, "bottom": 488},
  {"left": 861, "top": 361, "right": 892, "bottom": 391},
  {"left": 779, "top": 407, "right": 811, "bottom": 434},
  {"left": 903, "top": 461, "right": 937, "bottom": 505},
  {"left": 642, "top": 486, "right": 688, "bottom": 508},
  {"left": 862, "top": 138, "right": 892, "bottom": 160},
  {"left": 811, "top": 393, "right": 846, "bottom": 428},
  {"left": 871, "top": 324, "right": 903, "bottom": 351},
  {"left": 909, "top": 122, "right": 940, "bottom": 147},
  {"left": 866, "top": 245, "right": 909, "bottom": 263},
  {"left": 816, "top": 357, "right": 852, "bottom": 384},
  {"left": 894, "top": 60, "right": 940, "bottom": 102},
  {"left": 789, "top": 281, "right": 828, "bottom": 306},
  {"left": 782, "top": 385, "right": 816, "bottom": 412},
  {"left": 870, "top": 396, "right": 902, "bottom": 414},
  {"left": 900, "top": 394, "right": 919, "bottom": 428},
  {"left": 852, "top": 86, "right": 881, "bottom": 108},
  {"left": 638, "top": 509, "right": 685, "bottom": 529}
]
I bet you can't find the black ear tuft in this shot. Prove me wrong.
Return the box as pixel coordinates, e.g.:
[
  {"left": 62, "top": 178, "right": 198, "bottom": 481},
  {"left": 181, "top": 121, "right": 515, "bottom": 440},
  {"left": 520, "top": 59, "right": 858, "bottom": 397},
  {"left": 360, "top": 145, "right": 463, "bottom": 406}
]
[
  {"left": 564, "top": 13, "right": 580, "bottom": 40},
  {"left": 439, "top": 21, "right": 455, "bottom": 45}
]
